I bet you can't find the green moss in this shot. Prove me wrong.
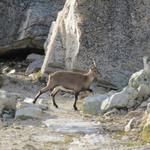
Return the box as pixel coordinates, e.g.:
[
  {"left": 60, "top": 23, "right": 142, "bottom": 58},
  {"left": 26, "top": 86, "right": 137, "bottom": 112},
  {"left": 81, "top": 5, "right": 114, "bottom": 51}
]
[
  {"left": 64, "top": 135, "right": 73, "bottom": 144},
  {"left": 36, "top": 70, "right": 42, "bottom": 78},
  {"left": 31, "top": 70, "right": 44, "bottom": 81},
  {"left": 142, "top": 124, "right": 150, "bottom": 142},
  {"left": 120, "top": 141, "right": 144, "bottom": 147},
  {"left": 43, "top": 134, "right": 74, "bottom": 148},
  {"left": 48, "top": 63, "right": 65, "bottom": 69}
]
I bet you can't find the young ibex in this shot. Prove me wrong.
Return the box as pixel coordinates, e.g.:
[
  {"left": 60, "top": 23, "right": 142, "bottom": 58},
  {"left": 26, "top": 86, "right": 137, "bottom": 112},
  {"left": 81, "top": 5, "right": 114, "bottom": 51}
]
[{"left": 33, "top": 61, "right": 102, "bottom": 110}]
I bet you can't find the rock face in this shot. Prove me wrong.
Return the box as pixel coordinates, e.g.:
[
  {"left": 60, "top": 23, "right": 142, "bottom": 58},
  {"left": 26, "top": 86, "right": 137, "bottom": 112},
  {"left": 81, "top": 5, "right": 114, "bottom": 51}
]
[
  {"left": 0, "top": 0, "right": 65, "bottom": 56},
  {"left": 42, "top": 0, "right": 150, "bottom": 87},
  {"left": 82, "top": 94, "right": 108, "bottom": 115},
  {"left": 129, "top": 69, "right": 150, "bottom": 100}
]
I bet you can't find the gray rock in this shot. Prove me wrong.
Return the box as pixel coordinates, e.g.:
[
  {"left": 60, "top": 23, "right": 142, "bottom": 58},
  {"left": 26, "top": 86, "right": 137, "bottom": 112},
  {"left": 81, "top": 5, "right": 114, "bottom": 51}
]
[
  {"left": 2, "top": 113, "right": 14, "bottom": 120},
  {"left": 124, "top": 118, "right": 136, "bottom": 132},
  {"left": 0, "top": 90, "right": 20, "bottom": 100},
  {"left": 7, "top": 69, "right": 16, "bottom": 75},
  {"left": 31, "top": 134, "right": 65, "bottom": 143},
  {"left": 137, "top": 84, "right": 150, "bottom": 100},
  {"left": 101, "top": 87, "right": 138, "bottom": 113},
  {"left": 103, "top": 108, "right": 119, "bottom": 117},
  {"left": 69, "top": 134, "right": 124, "bottom": 150},
  {"left": 26, "top": 53, "right": 44, "bottom": 62},
  {"left": 26, "top": 54, "right": 44, "bottom": 74},
  {"left": 129, "top": 69, "right": 150, "bottom": 100},
  {"left": 0, "top": 0, "right": 65, "bottom": 56},
  {"left": 24, "top": 98, "right": 49, "bottom": 108},
  {"left": 23, "top": 99, "right": 49, "bottom": 111},
  {"left": 82, "top": 94, "right": 108, "bottom": 115},
  {"left": 139, "top": 101, "right": 149, "bottom": 108},
  {"left": 127, "top": 99, "right": 137, "bottom": 109},
  {"left": 43, "top": 118, "right": 103, "bottom": 134},
  {"left": 147, "top": 103, "right": 150, "bottom": 113},
  {"left": 15, "top": 103, "right": 42, "bottom": 119},
  {"left": 26, "top": 58, "right": 44, "bottom": 74},
  {"left": 0, "top": 90, "right": 19, "bottom": 116}
]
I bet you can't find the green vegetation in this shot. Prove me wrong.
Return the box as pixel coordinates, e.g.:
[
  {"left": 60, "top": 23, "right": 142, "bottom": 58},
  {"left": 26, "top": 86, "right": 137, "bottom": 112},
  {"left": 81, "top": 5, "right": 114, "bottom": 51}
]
[
  {"left": 142, "top": 124, "right": 150, "bottom": 142},
  {"left": 120, "top": 140, "right": 145, "bottom": 148}
]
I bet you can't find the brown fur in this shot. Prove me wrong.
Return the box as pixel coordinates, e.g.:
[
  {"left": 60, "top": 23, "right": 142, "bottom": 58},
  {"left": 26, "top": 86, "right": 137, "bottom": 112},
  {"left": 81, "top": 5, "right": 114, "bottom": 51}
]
[{"left": 33, "top": 63, "right": 101, "bottom": 110}]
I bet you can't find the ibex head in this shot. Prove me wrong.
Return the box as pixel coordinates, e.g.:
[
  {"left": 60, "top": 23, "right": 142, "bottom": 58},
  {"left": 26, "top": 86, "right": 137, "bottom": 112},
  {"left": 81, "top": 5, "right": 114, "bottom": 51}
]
[{"left": 89, "top": 59, "right": 102, "bottom": 80}]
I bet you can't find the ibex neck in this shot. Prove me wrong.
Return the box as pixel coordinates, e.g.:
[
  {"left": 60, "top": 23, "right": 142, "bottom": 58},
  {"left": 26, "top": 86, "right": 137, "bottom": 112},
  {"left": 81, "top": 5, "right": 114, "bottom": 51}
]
[{"left": 84, "top": 70, "right": 95, "bottom": 83}]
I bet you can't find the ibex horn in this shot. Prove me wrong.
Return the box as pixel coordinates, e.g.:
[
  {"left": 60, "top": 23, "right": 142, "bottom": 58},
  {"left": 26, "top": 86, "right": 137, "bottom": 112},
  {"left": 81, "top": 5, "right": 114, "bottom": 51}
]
[{"left": 92, "top": 59, "right": 96, "bottom": 66}]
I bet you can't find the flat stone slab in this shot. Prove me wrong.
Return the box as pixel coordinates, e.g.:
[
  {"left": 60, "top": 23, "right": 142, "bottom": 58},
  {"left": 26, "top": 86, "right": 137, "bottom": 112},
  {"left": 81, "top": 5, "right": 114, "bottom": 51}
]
[
  {"left": 31, "top": 134, "right": 65, "bottom": 143},
  {"left": 68, "top": 134, "right": 124, "bottom": 150},
  {"left": 43, "top": 118, "right": 103, "bottom": 134},
  {"left": 15, "top": 106, "right": 42, "bottom": 119}
]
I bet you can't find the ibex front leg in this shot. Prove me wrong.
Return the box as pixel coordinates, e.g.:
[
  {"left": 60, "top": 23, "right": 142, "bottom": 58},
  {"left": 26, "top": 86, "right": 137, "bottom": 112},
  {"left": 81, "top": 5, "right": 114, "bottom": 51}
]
[
  {"left": 73, "top": 92, "right": 79, "bottom": 111},
  {"left": 33, "top": 86, "right": 49, "bottom": 104}
]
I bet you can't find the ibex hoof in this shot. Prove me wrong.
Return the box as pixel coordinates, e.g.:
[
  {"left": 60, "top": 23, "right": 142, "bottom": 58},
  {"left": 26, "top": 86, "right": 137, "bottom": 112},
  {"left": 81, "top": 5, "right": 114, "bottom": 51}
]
[
  {"left": 54, "top": 104, "right": 59, "bottom": 108},
  {"left": 33, "top": 100, "right": 36, "bottom": 104},
  {"left": 74, "top": 106, "right": 78, "bottom": 111}
]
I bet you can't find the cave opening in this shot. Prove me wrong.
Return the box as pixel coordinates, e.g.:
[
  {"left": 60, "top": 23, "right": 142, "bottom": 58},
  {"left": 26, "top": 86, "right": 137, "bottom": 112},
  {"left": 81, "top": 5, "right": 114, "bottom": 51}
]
[{"left": 0, "top": 48, "right": 45, "bottom": 61}]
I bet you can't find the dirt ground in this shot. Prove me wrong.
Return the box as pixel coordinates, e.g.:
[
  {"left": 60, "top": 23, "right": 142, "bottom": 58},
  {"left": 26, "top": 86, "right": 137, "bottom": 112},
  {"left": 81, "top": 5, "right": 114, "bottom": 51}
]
[{"left": 0, "top": 60, "right": 149, "bottom": 150}]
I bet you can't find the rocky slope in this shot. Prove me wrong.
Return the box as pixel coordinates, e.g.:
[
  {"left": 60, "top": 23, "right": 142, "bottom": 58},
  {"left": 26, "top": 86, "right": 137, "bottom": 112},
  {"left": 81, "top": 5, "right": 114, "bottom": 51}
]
[{"left": 0, "top": 59, "right": 149, "bottom": 149}]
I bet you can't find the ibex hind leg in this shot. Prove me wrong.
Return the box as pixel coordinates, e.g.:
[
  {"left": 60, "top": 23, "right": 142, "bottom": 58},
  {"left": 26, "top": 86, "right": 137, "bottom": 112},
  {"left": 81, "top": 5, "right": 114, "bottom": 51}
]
[
  {"left": 50, "top": 87, "right": 60, "bottom": 108},
  {"left": 33, "top": 86, "right": 50, "bottom": 104}
]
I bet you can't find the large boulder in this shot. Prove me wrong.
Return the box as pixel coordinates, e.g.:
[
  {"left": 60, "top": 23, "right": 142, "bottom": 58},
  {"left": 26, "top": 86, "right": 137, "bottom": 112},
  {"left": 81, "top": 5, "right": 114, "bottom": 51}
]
[
  {"left": 15, "top": 102, "right": 43, "bottom": 119},
  {"left": 101, "top": 87, "right": 138, "bottom": 113},
  {"left": 42, "top": 0, "right": 150, "bottom": 87},
  {"left": 82, "top": 94, "right": 108, "bottom": 115},
  {"left": 26, "top": 54, "right": 44, "bottom": 74},
  {"left": 0, "top": 0, "right": 65, "bottom": 56},
  {"left": 15, "top": 98, "right": 49, "bottom": 120},
  {"left": 129, "top": 69, "right": 150, "bottom": 100}
]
